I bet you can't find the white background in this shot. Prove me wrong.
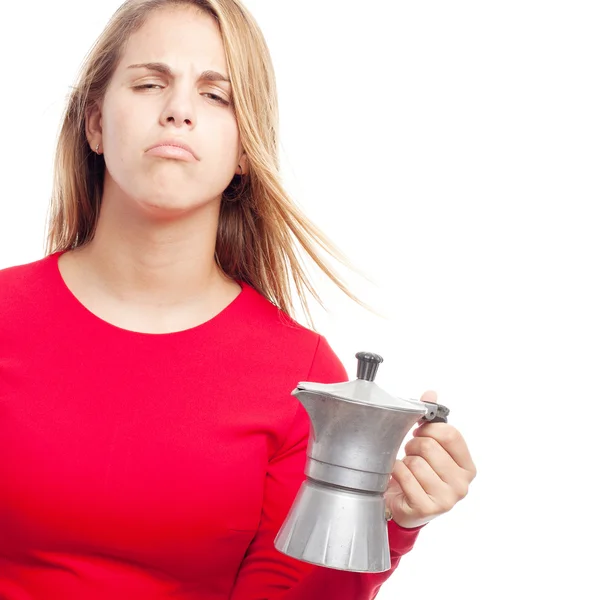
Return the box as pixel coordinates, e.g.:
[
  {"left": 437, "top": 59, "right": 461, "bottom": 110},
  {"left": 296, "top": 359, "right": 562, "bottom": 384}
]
[{"left": 1, "top": 1, "right": 598, "bottom": 598}]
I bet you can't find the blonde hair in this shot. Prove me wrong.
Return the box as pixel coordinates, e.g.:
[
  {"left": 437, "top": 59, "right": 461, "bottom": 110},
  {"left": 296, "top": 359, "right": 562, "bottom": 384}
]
[{"left": 45, "top": 0, "right": 374, "bottom": 329}]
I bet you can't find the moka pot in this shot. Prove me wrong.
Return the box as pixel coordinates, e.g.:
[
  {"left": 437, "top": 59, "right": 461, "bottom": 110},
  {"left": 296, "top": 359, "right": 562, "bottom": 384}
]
[{"left": 274, "top": 351, "right": 449, "bottom": 573}]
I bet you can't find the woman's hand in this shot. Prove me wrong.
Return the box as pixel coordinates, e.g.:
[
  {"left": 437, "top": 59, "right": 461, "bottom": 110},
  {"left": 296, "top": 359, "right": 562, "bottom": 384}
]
[{"left": 384, "top": 390, "right": 477, "bottom": 530}]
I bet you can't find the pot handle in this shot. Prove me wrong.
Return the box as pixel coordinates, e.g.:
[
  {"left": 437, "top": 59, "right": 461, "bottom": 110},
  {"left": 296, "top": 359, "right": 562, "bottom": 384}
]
[{"left": 420, "top": 401, "right": 450, "bottom": 423}]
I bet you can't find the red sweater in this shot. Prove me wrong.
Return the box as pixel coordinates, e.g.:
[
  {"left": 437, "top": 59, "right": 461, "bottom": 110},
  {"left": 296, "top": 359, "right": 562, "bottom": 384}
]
[{"left": 0, "top": 251, "right": 422, "bottom": 599}]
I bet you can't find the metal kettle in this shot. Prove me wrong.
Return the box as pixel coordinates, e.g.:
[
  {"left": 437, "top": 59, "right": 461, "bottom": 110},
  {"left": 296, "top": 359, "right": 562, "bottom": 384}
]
[{"left": 274, "top": 351, "right": 449, "bottom": 573}]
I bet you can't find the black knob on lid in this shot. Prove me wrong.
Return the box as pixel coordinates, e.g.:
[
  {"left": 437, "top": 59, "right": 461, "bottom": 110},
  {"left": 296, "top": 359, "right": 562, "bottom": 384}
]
[{"left": 355, "top": 352, "right": 384, "bottom": 382}]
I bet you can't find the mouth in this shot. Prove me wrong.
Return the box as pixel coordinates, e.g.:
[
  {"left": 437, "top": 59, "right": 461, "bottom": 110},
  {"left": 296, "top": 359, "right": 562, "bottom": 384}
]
[{"left": 145, "top": 144, "right": 197, "bottom": 162}]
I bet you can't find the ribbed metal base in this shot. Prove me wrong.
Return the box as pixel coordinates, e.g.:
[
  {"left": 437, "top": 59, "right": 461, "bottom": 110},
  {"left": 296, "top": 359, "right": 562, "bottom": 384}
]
[{"left": 274, "top": 479, "right": 391, "bottom": 573}]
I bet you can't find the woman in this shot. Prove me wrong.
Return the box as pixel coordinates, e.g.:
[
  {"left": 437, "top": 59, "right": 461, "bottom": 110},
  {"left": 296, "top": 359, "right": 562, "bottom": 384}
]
[{"left": 0, "top": 0, "right": 476, "bottom": 598}]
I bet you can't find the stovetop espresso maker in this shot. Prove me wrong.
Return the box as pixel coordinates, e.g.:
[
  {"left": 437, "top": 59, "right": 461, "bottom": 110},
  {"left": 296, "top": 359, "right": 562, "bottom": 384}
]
[{"left": 274, "top": 351, "right": 449, "bottom": 573}]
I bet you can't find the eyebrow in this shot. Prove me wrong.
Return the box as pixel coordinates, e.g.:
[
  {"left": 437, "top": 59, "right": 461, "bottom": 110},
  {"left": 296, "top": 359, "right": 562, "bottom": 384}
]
[{"left": 127, "top": 62, "right": 231, "bottom": 84}]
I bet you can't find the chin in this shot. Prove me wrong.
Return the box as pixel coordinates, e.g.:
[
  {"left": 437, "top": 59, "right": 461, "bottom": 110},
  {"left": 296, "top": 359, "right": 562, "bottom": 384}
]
[{"left": 135, "top": 194, "right": 215, "bottom": 219}]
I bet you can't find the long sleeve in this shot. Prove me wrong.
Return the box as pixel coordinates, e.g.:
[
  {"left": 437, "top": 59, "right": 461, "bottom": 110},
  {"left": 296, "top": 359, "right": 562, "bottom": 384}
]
[
  {"left": 1, "top": 257, "right": 424, "bottom": 600},
  {"left": 229, "top": 336, "right": 424, "bottom": 600}
]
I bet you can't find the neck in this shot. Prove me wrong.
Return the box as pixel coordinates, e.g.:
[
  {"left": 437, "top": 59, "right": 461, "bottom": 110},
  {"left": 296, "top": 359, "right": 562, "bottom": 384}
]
[{"left": 70, "top": 186, "right": 229, "bottom": 308}]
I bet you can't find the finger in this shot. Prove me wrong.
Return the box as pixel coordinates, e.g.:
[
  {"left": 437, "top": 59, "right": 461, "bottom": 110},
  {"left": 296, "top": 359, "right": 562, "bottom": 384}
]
[
  {"left": 404, "top": 437, "right": 471, "bottom": 498},
  {"left": 413, "top": 423, "right": 477, "bottom": 476},
  {"left": 404, "top": 435, "right": 465, "bottom": 488},
  {"left": 395, "top": 454, "right": 449, "bottom": 500},
  {"left": 390, "top": 460, "right": 435, "bottom": 511},
  {"left": 420, "top": 390, "right": 438, "bottom": 404}
]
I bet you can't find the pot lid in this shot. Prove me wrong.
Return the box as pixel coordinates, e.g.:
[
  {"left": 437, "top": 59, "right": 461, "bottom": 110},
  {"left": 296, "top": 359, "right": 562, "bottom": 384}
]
[{"left": 295, "top": 351, "right": 427, "bottom": 414}]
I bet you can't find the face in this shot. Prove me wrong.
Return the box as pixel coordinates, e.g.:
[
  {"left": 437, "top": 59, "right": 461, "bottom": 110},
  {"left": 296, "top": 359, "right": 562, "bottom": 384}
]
[{"left": 86, "top": 6, "right": 245, "bottom": 217}]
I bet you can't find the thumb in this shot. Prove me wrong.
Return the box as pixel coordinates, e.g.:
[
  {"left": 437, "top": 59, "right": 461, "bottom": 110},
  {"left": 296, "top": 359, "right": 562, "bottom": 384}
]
[{"left": 420, "top": 389, "right": 438, "bottom": 404}]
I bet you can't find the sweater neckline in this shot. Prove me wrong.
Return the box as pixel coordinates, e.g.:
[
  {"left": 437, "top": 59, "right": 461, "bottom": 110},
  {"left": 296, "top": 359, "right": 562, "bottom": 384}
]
[{"left": 47, "top": 249, "right": 250, "bottom": 338}]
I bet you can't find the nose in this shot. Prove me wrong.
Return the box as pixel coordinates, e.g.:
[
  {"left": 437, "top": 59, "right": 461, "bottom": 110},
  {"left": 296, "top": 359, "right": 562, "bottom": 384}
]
[
  {"left": 159, "top": 87, "right": 196, "bottom": 129},
  {"left": 165, "top": 114, "right": 193, "bottom": 127}
]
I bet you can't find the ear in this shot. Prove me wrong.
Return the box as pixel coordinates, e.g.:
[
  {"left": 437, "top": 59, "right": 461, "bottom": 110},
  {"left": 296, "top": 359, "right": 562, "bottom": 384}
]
[
  {"left": 238, "top": 152, "right": 248, "bottom": 175},
  {"left": 85, "top": 100, "right": 103, "bottom": 153}
]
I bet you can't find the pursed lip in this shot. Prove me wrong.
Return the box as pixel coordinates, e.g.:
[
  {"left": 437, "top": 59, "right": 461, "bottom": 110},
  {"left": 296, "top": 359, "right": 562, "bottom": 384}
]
[{"left": 146, "top": 139, "right": 198, "bottom": 160}]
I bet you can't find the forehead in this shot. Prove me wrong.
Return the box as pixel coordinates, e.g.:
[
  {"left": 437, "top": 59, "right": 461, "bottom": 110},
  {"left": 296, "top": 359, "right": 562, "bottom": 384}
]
[{"left": 118, "top": 6, "right": 228, "bottom": 75}]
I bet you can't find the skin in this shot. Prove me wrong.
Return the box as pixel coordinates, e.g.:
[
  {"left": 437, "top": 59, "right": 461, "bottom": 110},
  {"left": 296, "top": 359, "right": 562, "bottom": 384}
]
[
  {"left": 59, "top": 6, "right": 247, "bottom": 334},
  {"left": 60, "top": 5, "right": 477, "bottom": 523},
  {"left": 385, "top": 390, "right": 477, "bottom": 529}
]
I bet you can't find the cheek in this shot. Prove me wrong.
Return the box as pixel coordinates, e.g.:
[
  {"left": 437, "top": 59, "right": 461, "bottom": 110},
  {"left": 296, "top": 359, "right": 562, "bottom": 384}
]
[
  {"left": 102, "top": 105, "right": 148, "bottom": 188},
  {"left": 104, "top": 104, "right": 141, "bottom": 161},
  {"left": 102, "top": 103, "right": 133, "bottom": 162},
  {"left": 204, "top": 114, "right": 241, "bottom": 166}
]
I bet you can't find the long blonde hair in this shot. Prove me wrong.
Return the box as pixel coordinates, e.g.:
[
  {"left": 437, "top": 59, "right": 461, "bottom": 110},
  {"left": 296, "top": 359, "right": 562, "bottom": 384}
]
[{"left": 45, "top": 0, "right": 373, "bottom": 329}]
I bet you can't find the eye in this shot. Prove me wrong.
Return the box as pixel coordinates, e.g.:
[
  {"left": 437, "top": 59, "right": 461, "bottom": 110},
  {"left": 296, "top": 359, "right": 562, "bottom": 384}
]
[
  {"left": 203, "top": 93, "right": 229, "bottom": 106},
  {"left": 134, "top": 84, "right": 163, "bottom": 90},
  {"left": 132, "top": 85, "right": 230, "bottom": 106}
]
